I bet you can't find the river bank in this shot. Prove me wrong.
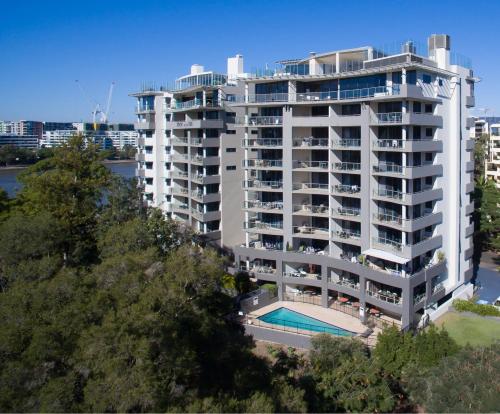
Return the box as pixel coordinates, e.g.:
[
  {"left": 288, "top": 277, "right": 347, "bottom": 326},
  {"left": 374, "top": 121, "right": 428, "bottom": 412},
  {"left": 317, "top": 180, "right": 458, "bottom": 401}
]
[{"left": 0, "top": 158, "right": 135, "bottom": 171}]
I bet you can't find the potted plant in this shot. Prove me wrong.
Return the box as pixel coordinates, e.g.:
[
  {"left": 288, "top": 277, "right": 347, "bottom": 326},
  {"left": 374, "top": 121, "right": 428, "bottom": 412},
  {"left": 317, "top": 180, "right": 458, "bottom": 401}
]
[{"left": 437, "top": 251, "right": 445, "bottom": 263}]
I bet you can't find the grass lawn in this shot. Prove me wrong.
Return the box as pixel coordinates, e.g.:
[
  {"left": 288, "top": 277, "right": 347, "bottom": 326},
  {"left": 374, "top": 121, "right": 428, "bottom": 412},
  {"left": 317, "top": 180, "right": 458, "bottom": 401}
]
[{"left": 435, "top": 311, "right": 500, "bottom": 346}]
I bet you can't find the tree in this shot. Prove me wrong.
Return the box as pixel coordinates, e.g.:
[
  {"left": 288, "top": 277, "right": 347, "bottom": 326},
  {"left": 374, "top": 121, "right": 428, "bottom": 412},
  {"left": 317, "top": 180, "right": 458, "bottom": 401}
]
[
  {"left": 17, "top": 135, "right": 111, "bottom": 265},
  {"left": 405, "top": 344, "right": 500, "bottom": 412}
]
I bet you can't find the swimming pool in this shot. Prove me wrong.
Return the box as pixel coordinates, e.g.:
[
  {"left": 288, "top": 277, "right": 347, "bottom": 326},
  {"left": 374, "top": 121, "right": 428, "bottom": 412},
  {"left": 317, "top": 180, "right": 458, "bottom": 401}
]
[{"left": 258, "top": 307, "right": 354, "bottom": 336}]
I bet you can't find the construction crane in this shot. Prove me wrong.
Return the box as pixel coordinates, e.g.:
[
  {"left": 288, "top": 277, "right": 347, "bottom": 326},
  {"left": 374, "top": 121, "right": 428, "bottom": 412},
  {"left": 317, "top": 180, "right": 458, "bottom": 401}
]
[{"left": 75, "top": 80, "right": 115, "bottom": 130}]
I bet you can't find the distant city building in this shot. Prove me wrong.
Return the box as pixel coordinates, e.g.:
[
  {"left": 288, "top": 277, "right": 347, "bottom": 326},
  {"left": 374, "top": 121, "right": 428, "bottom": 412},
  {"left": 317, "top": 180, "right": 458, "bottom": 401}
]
[
  {"left": 0, "top": 134, "right": 39, "bottom": 148},
  {"left": 485, "top": 123, "right": 500, "bottom": 187},
  {"left": 40, "top": 122, "right": 138, "bottom": 149},
  {"left": 470, "top": 116, "right": 500, "bottom": 138},
  {"left": 0, "top": 120, "right": 43, "bottom": 140}
]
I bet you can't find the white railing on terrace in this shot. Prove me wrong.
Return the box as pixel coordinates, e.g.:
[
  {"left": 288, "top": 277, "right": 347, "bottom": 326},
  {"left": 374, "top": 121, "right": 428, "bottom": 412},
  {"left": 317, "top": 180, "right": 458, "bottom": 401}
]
[
  {"left": 246, "top": 93, "right": 289, "bottom": 103},
  {"left": 334, "top": 207, "right": 361, "bottom": 217},
  {"left": 333, "top": 162, "right": 361, "bottom": 171},
  {"left": 292, "top": 160, "right": 329, "bottom": 169},
  {"left": 373, "top": 138, "right": 436, "bottom": 148},
  {"left": 331, "top": 138, "right": 361, "bottom": 147},
  {"left": 333, "top": 184, "right": 361, "bottom": 194},
  {"left": 296, "top": 91, "right": 338, "bottom": 101},
  {"left": 243, "top": 159, "right": 283, "bottom": 168},
  {"left": 244, "top": 180, "right": 283, "bottom": 190},
  {"left": 375, "top": 112, "right": 403, "bottom": 123},
  {"left": 243, "top": 138, "right": 283, "bottom": 147},
  {"left": 293, "top": 204, "right": 328, "bottom": 214},
  {"left": 235, "top": 116, "right": 283, "bottom": 125},
  {"left": 292, "top": 182, "right": 329, "bottom": 191},
  {"left": 332, "top": 230, "right": 361, "bottom": 240},
  {"left": 339, "top": 85, "right": 399, "bottom": 99},
  {"left": 293, "top": 226, "right": 329, "bottom": 235},
  {"left": 244, "top": 200, "right": 284, "bottom": 210},
  {"left": 373, "top": 162, "right": 403, "bottom": 173},
  {"left": 293, "top": 137, "right": 329, "bottom": 147}
]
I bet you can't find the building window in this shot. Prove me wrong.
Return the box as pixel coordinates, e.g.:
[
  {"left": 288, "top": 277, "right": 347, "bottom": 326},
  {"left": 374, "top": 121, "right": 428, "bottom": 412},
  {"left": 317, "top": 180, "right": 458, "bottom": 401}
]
[
  {"left": 226, "top": 130, "right": 236, "bottom": 134},
  {"left": 426, "top": 128, "right": 433, "bottom": 138},
  {"left": 425, "top": 104, "right": 433, "bottom": 114},
  {"left": 226, "top": 165, "right": 236, "bottom": 170},
  {"left": 226, "top": 148, "right": 236, "bottom": 152},
  {"left": 341, "top": 104, "right": 361, "bottom": 116},
  {"left": 145, "top": 178, "right": 153, "bottom": 185},
  {"left": 145, "top": 162, "right": 153, "bottom": 170},
  {"left": 438, "top": 78, "right": 443, "bottom": 86},
  {"left": 413, "top": 102, "right": 422, "bottom": 113},
  {"left": 422, "top": 73, "right": 432, "bottom": 84}
]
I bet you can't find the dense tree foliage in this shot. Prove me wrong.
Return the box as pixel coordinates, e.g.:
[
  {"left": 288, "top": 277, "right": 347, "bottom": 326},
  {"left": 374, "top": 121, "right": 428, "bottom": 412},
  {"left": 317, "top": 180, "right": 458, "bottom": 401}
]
[{"left": 0, "top": 138, "right": 497, "bottom": 412}]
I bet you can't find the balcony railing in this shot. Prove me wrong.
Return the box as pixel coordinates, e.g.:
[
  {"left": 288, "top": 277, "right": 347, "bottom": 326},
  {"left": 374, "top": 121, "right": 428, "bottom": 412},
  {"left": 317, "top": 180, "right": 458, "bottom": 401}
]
[
  {"left": 244, "top": 180, "right": 283, "bottom": 190},
  {"left": 171, "top": 137, "right": 188, "bottom": 145},
  {"left": 334, "top": 207, "right": 361, "bottom": 217},
  {"left": 367, "top": 289, "right": 403, "bottom": 305},
  {"left": 245, "top": 93, "right": 289, "bottom": 103},
  {"left": 296, "top": 91, "right": 338, "bottom": 101},
  {"left": 283, "top": 271, "right": 321, "bottom": 280},
  {"left": 240, "top": 264, "right": 277, "bottom": 274},
  {"left": 373, "top": 162, "right": 403, "bottom": 173},
  {"left": 292, "top": 137, "right": 329, "bottom": 147},
  {"left": 372, "top": 138, "right": 435, "bottom": 149},
  {"left": 172, "top": 187, "right": 189, "bottom": 195},
  {"left": 236, "top": 116, "right": 283, "bottom": 126},
  {"left": 293, "top": 204, "right": 328, "bottom": 214},
  {"left": 293, "top": 226, "right": 329, "bottom": 236},
  {"left": 331, "top": 138, "right": 361, "bottom": 148},
  {"left": 372, "top": 237, "right": 403, "bottom": 251},
  {"left": 333, "top": 162, "right": 361, "bottom": 171},
  {"left": 243, "top": 159, "right": 283, "bottom": 168},
  {"left": 243, "top": 138, "right": 283, "bottom": 147},
  {"left": 332, "top": 230, "right": 361, "bottom": 240},
  {"left": 373, "top": 188, "right": 403, "bottom": 199},
  {"left": 171, "top": 98, "right": 202, "bottom": 110},
  {"left": 172, "top": 171, "right": 189, "bottom": 179},
  {"left": 244, "top": 200, "right": 284, "bottom": 210},
  {"left": 292, "top": 160, "right": 329, "bottom": 169},
  {"left": 374, "top": 112, "right": 403, "bottom": 123},
  {"left": 333, "top": 184, "right": 361, "bottom": 194},
  {"left": 245, "top": 221, "right": 283, "bottom": 231},
  {"left": 330, "top": 278, "right": 360, "bottom": 290},
  {"left": 292, "top": 182, "right": 329, "bottom": 191}
]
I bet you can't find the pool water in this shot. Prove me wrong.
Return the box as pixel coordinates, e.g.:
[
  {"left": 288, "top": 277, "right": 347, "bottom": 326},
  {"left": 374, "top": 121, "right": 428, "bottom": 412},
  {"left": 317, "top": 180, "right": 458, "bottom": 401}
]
[{"left": 258, "top": 307, "right": 354, "bottom": 336}]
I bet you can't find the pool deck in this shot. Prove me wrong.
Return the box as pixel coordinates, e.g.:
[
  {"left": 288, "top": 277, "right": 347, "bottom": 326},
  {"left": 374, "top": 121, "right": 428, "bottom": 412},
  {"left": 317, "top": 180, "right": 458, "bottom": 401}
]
[{"left": 249, "top": 300, "right": 372, "bottom": 336}]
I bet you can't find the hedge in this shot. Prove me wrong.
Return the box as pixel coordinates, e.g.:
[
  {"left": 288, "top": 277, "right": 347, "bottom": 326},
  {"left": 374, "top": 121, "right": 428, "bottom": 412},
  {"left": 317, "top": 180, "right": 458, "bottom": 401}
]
[{"left": 452, "top": 299, "right": 500, "bottom": 317}]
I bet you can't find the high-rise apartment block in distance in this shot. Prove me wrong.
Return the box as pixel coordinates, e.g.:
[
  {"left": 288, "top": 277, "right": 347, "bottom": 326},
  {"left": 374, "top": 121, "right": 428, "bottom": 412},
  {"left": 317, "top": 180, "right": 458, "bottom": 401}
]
[
  {"left": 485, "top": 123, "right": 500, "bottom": 188},
  {"left": 135, "top": 34, "right": 476, "bottom": 330}
]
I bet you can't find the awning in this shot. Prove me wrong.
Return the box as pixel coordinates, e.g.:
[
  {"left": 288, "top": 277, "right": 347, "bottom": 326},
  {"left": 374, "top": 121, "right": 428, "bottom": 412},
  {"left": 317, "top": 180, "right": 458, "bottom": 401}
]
[{"left": 362, "top": 248, "right": 409, "bottom": 265}]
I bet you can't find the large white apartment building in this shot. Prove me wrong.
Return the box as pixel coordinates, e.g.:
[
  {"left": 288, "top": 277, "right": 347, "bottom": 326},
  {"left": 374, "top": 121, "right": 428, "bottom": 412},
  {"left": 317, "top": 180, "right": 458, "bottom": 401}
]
[
  {"left": 485, "top": 123, "right": 500, "bottom": 187},
  {"left": 135, "top": 34, "right": 476, "bottom": 330}
]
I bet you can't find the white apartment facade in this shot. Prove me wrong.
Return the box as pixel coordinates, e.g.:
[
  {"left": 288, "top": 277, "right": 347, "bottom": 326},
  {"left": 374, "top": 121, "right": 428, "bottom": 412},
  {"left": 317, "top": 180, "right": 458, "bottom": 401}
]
[
  {"left": 135, "top": 35, "right": 476, "bottom": 330},
  {"left": 485, "top": 124, "right": 500, "bottom": 187},
  {"left": 132, "top": 57, "right": 247, "bottom": 249}
]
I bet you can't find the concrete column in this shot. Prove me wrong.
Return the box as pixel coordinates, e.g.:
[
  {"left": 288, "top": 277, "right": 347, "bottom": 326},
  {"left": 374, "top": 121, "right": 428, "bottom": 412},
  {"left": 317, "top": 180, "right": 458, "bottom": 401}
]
[
  {"left": 276, "top": 259, "right": 284, "bottom": 301},
  {"left": 282, "top": 105, "right": 294, "bottom": 249},
  {"left": 321, "top": 265, "right": 328, "bottom": 307},
  {"left": 402, "top": 68, "right": 407, "bottom": 85},
  {"left": 359, "top": 275, "right": 367, "bottom": 323}
]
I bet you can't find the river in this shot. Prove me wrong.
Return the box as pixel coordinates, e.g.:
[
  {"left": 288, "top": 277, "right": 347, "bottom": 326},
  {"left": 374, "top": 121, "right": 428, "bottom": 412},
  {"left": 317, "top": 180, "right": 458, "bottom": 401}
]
[{"left": 0, "top": 161, "right": 136, "bottom": 197}]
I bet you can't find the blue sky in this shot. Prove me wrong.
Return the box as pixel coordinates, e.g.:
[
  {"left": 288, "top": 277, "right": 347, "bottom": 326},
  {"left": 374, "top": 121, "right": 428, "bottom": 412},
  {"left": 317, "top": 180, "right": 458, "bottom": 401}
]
[{"left": 1, "top": 0, "right": 499, "bottom": 122}]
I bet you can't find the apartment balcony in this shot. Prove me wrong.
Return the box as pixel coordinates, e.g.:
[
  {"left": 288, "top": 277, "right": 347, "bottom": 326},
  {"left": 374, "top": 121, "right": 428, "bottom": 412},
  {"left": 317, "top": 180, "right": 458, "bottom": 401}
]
[
  {"left": 190, "top": 190, "right": 220, "bottom": 203},
  {"left": 171, "top": 137, "right": 189, "bottom": 146},
  {"left": 465, "top": 160, "right": 474, "bottom": 172},
  {"left": 171, "top": 170, "right": 189, "bottom": 180},
  {"left": 292, "top": 204, "right": 329, "bottom": 217},
  {"left": 465, "top": 139, "right": 475, "bottom": 151},
  {"left": 134, "top": 120, "right": 155, "bottom": 130},
  {"left": 171, "top": 202, "right": 189, "bottom": 214},
  {"left": 283, "top": 270, "right": 322, "bottom": 281},
  {"left": 243, "top": 180, "right": 283, "bottom": 192},
  {"left": 292, "top": 182, "right": 329, "bottom": 194},
  {"left": 372, "top": 162, "right": 443, "bottom": 179},
  {"left": 331, "top": 207, "right": 361, "bottom": 221},
  {"left": 191, "top": 155, "right": 220, "bottom": 166},
  {"left": 372, "top": 112, "right": 443, "bottom": 127},
  {"left": 296, "top": 91, "right": 338, "bottom": 102},
  {"left": 190, "top": 173, "right": 220, "bottom": 185},
  {"left": 465, "top": 202, "right": 475, "bottom": 216},
  {"left": 242, "top": 93, "right": 289, "bottom": 104},
  {"left": 292, "top": 137, "right": 329, "bottom": 148},
  {"left": 189, "top": 137, "right": 220, "bottom": 147},
  {"left": 244, "top": 220, "right": 284, "bottom": 235},
  {"left": 190, "top": 208, "right": 221, "bottom": 222},
  {"left": 171, "top": 154, "right": 190, "bottom": 163},
  {"left": 366, "top": 289, "right": 402, "bottom": 306},
  {"left": 465, "top": 223, "right": 474, "bottom": 238},
  {"left": 328, "top": 277, "right": 360, "bottom": 292},
  {"left": 373, "top": 187, "right": 442, "bottom": 205},
  {"left": 135, "top": 105, "right": 155, "bottom": 114},
  {"left": 331, "top": 229, "right": 362, "bottom": 245},
  {"left": 292, "top": 160, "right": 329, "bottom": 171},
  {"left": 372, "top": 138, "right": 442, "bottom": 152},
  {"left": 331, "top": 184, "right": 361, "bottom": 197},
  {"left": 332, "top": 162, "right": 361, "bottom": 173},
  {"left": 165, "top": 119, "right": 224, "bottom": 129},
  {"left": 372, "top": 234, "right": 442, "bottom": 260},
  {"left": 239, "top": 263, "right": 278, "bottom": 282},
  {"left": 372, "top": 211, "right": 442, "bottom": 232},
  {"left": 171, "top": 186, "right": 189, "bottom": 197},
  {"left": 331, "top": 138, "right": 361, "bottom": 150},
  {"left": 235, "top": 116, "right": 283, "bottom": 126},
  {"left": 290, "top": 116, "right": 330, "bottom": 127},
  {"left": 243, "top": 200, "right": 284, "bottom": 213},
  {"left": 243, "top": 159, "right": 283, "bottom": 170},
  {"left": 137, "top": 137, "right": 145, "bottom": 146},
  {"left": 136, "top": 153, "right": 145, "bottom": 162},
  {"left": 292, "top": 225, "right": 330, "bottom": 240},
  {"left": 242, "top": 138, "right": 283, "bottom": 148},
  {"left": 465, "top": 181, "right": 475, "bottom": 194}
]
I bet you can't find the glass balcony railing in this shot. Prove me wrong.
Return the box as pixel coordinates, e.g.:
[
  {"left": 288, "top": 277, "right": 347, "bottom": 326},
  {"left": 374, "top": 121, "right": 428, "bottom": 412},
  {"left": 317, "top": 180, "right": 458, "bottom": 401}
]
[
  {"left": 334, "top": 207, "right": 361, "bottom": 217},
  {"left": 242, "top": 138, "right": 283, "bottom": 147},
  {"left": 244, "top": 200, "right": 284, "bottom": 210},
  {"left": 332, "top": 230, "right": 361, "bottom": 240},
  {"left": 292, "top": 160, "right": 329, "bottom": 169},
  {"left": 331, "top": 138, "right": 361, "bottom": 147},
  {"left": 372, "top": 236, "right": 403, "bottom": 251},
  {"left": 293, "top": 137, "right": 328, "bottom": 147},
  {"left": 333, "top": 162, "right": 361, "bottom": 171},
  {"left": 333, "top": 184, "right": 361, "bottom": 194},
  {"left": 375, "top": 112, "right": 403, "bottom": 123},
  {"left": 235, "top": 116, "right": 283, "bottom": 126},
  {"left": 243, "top": 180, "right": 283, "bottom": 190},
  {"left": 245, "top": 221, "right": 283, "bottom": 231},
  {"left": 292, "top": 204, "right": 328, "bottom": 214},
  {"left": 246, "top": 93, "right": 289, "bottom": 103},
  {"left": 373, "top": 162, "right": 403, "bottom": 174},
  {"left": 296, "top": 91, "right": 338, "bottom": 102},
  {"left": 243, "top": 159, "right": 283, "bottom": 168},
  {"left": 292, "top": 182, "right": 329, "bottom": 191},
  {"left": 171, "top": 98, "right": 202, "bottom": 110},
  {"left": 293, "top": 226, "right": 329, "bottom": 236}
]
